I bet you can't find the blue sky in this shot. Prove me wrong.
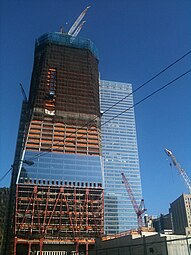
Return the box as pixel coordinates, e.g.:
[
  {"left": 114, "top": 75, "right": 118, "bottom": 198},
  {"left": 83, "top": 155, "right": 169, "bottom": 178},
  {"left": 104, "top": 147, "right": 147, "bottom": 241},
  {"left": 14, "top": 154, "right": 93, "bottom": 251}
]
[{"left": 0, "top": 0, "right": 191, "bottom": 216}]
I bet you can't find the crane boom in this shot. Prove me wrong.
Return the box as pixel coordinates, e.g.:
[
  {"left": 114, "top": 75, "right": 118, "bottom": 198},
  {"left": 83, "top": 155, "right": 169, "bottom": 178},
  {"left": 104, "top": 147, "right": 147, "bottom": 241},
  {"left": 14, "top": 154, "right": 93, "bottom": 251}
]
[
  {"left": 68, "top": 6, "right": 90, "bottom": 36},
  {"left": 165, "top": 148, "right": 191, "bottom": 193},
  {"left": 121, "top": 173, "right": 146, "bottom": 229},
  {"left": 20, "top": 83, "right": 27, "bottom": 102},
  {"left": 121, "top": 173, "right": 139, "bottom": 211},
  {"left": 72, "top": 21, "right": 86, "bottom": 37}
]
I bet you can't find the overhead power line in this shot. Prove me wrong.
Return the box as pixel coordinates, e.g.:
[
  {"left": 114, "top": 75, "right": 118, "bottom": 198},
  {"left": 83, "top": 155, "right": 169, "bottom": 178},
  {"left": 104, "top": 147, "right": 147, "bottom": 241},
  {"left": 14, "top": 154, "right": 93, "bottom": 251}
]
[
  {"left": 1, "top": 69, "right": 191, "bottom": 183},
  {"left": 103, "top": 49, "right": 191, "bottom": 115},
  {"left": 28, "top": 49, "right": 191, "bottom": 161},
  {"left": 0, "top": 167, "right": 12, "bottom": 184},
  {"left": 102, "top": 69, "right": 191, "bottom": 126},
  {"left": 1, "top": 51, "right": 191, "bottom": 183},
  {"left": 29, "top": 68, "right": 191, "bottom": 162}
]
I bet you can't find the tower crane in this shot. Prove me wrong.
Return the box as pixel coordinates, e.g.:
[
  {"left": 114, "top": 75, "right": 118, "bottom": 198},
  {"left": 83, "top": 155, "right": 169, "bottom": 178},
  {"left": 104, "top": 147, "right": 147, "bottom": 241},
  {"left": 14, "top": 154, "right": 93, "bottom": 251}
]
[
  {"left": 164, "top": 148, "right": 191, "bottom": 193},
  {"left": 20, "top": 83, "right": 27, "bottom": 102},
  {"left": 121, "top": 173, "right": 147, "bottom": 229},
  {"left": 68, "top": 6, "right": 90, "bottom": 37},
  {"left": 72, "top": 21, "right": 86, "bottom": 37}
]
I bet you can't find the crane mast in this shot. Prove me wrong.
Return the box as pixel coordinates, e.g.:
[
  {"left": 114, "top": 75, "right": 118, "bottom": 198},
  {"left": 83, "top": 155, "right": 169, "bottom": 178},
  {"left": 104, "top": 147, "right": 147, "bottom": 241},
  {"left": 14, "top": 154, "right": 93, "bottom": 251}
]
[
  {"left": 164, "top": 148, "right": 191, "bottom": 193},
  {"left": 121, "top": 173, "right": 146, "bottom": 229}
]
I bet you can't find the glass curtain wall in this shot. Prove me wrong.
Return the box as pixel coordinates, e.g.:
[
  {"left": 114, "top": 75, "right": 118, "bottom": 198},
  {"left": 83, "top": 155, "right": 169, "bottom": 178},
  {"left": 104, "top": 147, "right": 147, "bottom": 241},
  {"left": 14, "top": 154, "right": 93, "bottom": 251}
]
[{"left": 100, "top": 80, "right": 142, "bottom": 234}]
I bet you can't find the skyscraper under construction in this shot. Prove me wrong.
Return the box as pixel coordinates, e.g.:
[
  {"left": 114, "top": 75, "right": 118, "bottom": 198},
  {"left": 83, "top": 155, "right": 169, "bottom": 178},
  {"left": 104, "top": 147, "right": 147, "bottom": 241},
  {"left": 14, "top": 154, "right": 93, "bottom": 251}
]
[{"left": 7, "top": 31, "right": 104, "bottom": 255}]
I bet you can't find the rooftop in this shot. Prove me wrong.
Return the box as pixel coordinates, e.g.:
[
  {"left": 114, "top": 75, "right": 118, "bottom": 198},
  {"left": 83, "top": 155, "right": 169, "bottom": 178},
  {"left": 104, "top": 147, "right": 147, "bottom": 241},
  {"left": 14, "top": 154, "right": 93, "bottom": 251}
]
[{"left": 35, "top": 32, "right": 99, "bottom": 60}]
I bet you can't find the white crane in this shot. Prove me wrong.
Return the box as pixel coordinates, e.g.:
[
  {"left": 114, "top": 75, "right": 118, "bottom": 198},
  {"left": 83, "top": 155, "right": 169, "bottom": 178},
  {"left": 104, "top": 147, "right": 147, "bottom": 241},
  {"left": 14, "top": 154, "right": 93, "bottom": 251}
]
[
  {"left": 68, "top": 6, "right": 90, "bottom": 37},
  {"left": 164, "top": 148, "right": 191, "bottom": 193},
  {"left": 72, "top": 20, "right": 86, "bottom": 37}
]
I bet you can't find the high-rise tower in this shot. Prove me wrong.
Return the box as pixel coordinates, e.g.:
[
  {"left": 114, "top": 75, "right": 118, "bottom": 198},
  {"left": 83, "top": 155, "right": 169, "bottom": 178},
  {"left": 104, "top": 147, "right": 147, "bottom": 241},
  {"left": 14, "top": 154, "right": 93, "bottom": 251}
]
[
  {"left": 100, "top": 80, "right": 142, "bottom": 234},
  {"left": 8, "top": 33, "right": 104, "bottom": 255}
]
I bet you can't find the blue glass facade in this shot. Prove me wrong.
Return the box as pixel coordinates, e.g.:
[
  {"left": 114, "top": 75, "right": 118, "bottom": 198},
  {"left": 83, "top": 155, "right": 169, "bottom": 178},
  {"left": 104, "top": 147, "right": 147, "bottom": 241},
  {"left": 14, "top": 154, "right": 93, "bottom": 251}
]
[
  {"left": 18, "top": 151, "right": 103, "bottom": 187},
  {"left": 100, "top": 80, "right": 142, "bottom": 234}
]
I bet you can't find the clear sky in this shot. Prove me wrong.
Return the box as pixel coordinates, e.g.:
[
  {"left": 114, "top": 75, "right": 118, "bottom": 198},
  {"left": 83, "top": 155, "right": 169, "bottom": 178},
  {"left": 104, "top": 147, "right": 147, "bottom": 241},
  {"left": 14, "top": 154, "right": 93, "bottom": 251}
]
[{"left": 0, "top": 0, "right": 191, "bottom": 217}]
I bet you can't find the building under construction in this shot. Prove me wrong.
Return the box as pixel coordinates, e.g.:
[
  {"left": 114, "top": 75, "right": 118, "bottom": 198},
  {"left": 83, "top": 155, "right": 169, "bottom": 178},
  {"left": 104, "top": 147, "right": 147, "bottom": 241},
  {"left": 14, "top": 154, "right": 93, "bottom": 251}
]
[
  {"left": 7, "top": 31, "right": 104, "bottom": 255},
  {"left": 0, "top": 187, "right": 9, "bottom": 253}
]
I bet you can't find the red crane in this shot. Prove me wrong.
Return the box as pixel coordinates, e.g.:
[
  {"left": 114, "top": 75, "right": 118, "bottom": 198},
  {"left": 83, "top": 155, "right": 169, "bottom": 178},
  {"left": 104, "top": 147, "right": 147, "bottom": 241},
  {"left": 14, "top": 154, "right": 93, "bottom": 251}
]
[{"left": 121, "top": 172, "right": 147, "bottom": 229}]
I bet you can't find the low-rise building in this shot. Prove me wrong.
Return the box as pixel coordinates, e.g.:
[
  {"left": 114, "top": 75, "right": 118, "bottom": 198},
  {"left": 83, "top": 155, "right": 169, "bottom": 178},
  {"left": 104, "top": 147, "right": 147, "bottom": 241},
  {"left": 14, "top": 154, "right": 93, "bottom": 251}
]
[
  {"left": 153, "top": 213, "right": 173, "bottom": 234},
  {"left": 90, "top": 232, "right": 191, "bottom": 255},
  {"left": 171, "top": 194, "right": 191, "bottom": 235}
]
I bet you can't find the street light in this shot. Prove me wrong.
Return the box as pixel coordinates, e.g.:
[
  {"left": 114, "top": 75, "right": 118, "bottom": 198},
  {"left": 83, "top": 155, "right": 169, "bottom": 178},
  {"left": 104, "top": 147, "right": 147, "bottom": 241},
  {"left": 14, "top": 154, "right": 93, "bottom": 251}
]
[
  {"left": 21, "top": 159, "right": 34, "bottom": 166},
  {"left": 11, "top": 159, "right": 35, "bottom": 168}
]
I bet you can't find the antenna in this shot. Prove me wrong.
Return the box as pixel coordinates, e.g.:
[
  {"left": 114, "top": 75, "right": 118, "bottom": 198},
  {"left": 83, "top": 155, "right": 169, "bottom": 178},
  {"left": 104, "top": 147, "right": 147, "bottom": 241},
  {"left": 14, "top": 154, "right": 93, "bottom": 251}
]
[{"left": 68, "top": 6, "right": 90, "bottom": 37}]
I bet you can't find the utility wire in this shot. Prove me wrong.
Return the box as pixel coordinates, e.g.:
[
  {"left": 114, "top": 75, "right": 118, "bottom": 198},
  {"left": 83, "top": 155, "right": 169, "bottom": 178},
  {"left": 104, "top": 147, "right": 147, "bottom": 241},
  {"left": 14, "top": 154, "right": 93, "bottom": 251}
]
[
  {"left": 101, "top": 69, "right": 191, "bottom": 126},
  {"left": 1, "top": 69, "right": 191, "bottom": 183},
  {"left": 1, "top": 51, "right": 191, "bottom": 182},
  {"left": 28, "top": 49, "right": 191, "bottom": 161},
  {"left": 102, "top": 49, "right": 191, "bottom": 115},
  {"left": 0, "top": 167, "right": 12, "bottom": 183},
  {"left": 29, "top": 68, "right": 191, "bottom": 161}
]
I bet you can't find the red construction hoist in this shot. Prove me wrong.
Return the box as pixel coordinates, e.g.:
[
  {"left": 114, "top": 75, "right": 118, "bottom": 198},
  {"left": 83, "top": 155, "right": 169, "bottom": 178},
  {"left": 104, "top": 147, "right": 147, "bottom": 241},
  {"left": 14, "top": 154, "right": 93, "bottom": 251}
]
[{"left": 121, "top": 173, "right": 147, "bottom": 229}]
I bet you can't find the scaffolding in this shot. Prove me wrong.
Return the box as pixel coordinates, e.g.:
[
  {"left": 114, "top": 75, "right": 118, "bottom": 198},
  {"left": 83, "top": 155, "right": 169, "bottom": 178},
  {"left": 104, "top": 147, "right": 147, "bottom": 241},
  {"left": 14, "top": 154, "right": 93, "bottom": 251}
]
[{"left": 14, "top": 184, "right": 104, "bottom": 255}]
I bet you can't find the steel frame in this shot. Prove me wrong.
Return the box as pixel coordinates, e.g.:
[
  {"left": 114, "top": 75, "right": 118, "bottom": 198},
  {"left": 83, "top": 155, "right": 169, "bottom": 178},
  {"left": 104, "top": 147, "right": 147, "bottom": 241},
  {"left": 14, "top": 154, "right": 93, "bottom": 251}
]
[{"left": 14, "top": 184, "right": 104, "bottom": 255}]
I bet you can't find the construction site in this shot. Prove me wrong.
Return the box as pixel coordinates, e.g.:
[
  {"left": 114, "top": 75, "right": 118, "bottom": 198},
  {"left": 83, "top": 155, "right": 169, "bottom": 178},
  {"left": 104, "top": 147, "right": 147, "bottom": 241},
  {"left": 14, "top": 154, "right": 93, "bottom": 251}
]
[
  {"left": 3, "top": 5, "right": 191, "bottom": 255},
  {"left": 4, "top": 7, "right": 104, "bottom": 255},
  {"left": 15, "top": 185, "right": 103, "bottom": 254}
]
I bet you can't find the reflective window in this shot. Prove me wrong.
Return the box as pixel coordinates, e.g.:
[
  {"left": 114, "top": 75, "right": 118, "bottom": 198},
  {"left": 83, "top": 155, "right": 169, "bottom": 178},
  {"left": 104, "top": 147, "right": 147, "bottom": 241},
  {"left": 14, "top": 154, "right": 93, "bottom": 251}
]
[
  {"left": 100, "top": 80, "right": 142, "bottom": 234},
  {"left": 18, "top": 150, "right": 103, "bottom": 188}
]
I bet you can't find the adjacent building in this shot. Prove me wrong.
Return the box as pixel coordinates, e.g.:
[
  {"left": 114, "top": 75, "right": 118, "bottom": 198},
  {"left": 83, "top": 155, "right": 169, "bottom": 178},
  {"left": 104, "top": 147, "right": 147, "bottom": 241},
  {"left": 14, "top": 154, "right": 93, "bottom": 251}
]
[
  {"left": 153, "top": 213, "right": 173, "bottom": 234},
  {"left": 100, "top": 80, "right": 142, "bottom": 234},
  {"left": 0, "top": 188, "right": 9, "bottom": 253},
  {"left": 7, "top": 32, "right": 104, "bottom": 255},
  {"left": 90, "top": 232, "right": 191, "bottom": 255},
  {"left": 170, "top": 193, "right": 191, "bottom": 235}
]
